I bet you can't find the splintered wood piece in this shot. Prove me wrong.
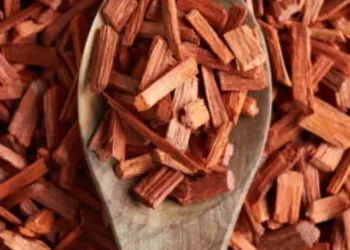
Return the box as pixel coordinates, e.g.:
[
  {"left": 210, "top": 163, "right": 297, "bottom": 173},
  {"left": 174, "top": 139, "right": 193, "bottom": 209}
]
[
  {"left": 25, "top": 209, "right": 54, "bottom": 235},
  {"left": 42, "top": 0, "right": 100, "bottom": 45},
  {"left": 270, "top": 0, "right": 300, "bottom": 22},
  {"left": 317, "top": 0, "right": 350, "bottom": 22},
  {"left": 302, "top": 163, "right": 321, "bottom": 206},
  {"left": 181, "top": 99, "right": 210, "bottom": 130},
  {"left": 222, "top": 91, "right": 247, "bottom": 125},
  {"left": 2, "top": 44, "right": 59, "bottom": 68},
  {"left": 90, "top": 25, "right": 118, "bottom": 93},
  {"left": 171, "top": 170, "right": 234, "bottom": 205},
  {"left": 336, "top": 81, "right": 350, "bottom": 111},
  {"left": 0, "top": 230, "right": 50, "bottom": 250},
  {"left": 134, "top": 166, "right": 184, "bottom": 208},
  {"left": 202, "top": 66, "right": 228, "bottom": 128},
  {"left": 166, "top": 118, "right": 191, "bottom": 151},
  {"left": 312, "top": 40, "right": 350, "bottom": 77},
  {"left": 303, "top": 0, "right": 325, "bottom": 25},
  {"left": 250, "top": 196, "right": 270, "bottom": 223},
  {"left": 115, "top": 153, "right": 153, "bottom": 179},
  {"left": 258, "top": 221, "right": 320, "bottom": 250},
  {"left": 298, "top": 98, "right": 350, "bottom": 148},
  {"left": 37, "top": 0, "right": 61, "bottom": 10},
  {"left": 0, "top": 144, "right": 26, "bottom": 170},
  {"left": 0, "top": 206, "right": 21, "bottom": 225},
  {"left": 108, "top": 71, "right": 139, "bottom": 95},
  {"left": 111, "top": 112, "right": 126, "bottom": 161},
  {"left": 306, "top": 193, "right": 350, "bottom": 223},
  {"left": 265, "top": 109, "right": 302, "bottom": 154},
  {"left": 224, "top": 25, "right": 265, "bottom": 71},
  {"left": 248, "top": 144, "right": 299, "bottom": 203},
  {"left": 310, "top": 142, "right": 345, "bottom": 172},
  {"left": 321, "top": 69, "right": 348, "bottom": 93},
  {"left": 161, "top": 0, "right": 182, "bottom": 59},
  {"left": 207, "top": 122, "right": 233, "bottom": 169},
  {"left": 0, "top": 54, "right": 20, "bottom": 86},
  {"left": 224, "top": 3, "right": 248, "bottom": 32},
  {"left": 342, "top": 208, "right": 350, "bottom": 250},
  {"left": 3, "top": 0, "right": 21, "bottom": 17},
  {"left": 310, "top": 28, "right": 346, "bottom": 43},
  {"left": 242, "top": 96, "right": 259, "bottom": 117},
  {"left": 152, "top": 149, "right": 194, "bottom": 175},
  {"left": 102, "top": 0, "right": 138, "bottom": 32},
  {"left": 0, "top": 158, "right": 48, "bottom": 201},
  {"left": 230, "top": 231, "right": 257, "bottom": 250},
  {"left": 123, "top": 0, "right": 150, "bottom": 46},
  {"left": 59, "top": 80, "right": 77, "bottom": 124},
  {"left": 135, "top": 57, "right": 197, "bottom": 111},
  {"left": 180, "top": 43, "right": 234, "bottom": 71},
  {"left": 327, "top": 150, "right": 350, "bottom": 195},
  {"left": 9, "top": 79, "right": 46, "bottom": 147},
  {"left": 243, "top": 200, "right": 265, "bottom": 236},
  {"left": 29, "top": 180, "right": 79, "bottom": 222},
  {"left": 186, "top": 10, "right": 233, "bottom": 64},
  {"left": 139, "top": 36, "right": 169, "bottom": 90},
  {"left": 311, "top": 55, "right": 334, "bottom": 90},
  {"left": 44, "top": 86, "right": 67, "bottom": 150},
  {"left": 105, "top": 94, "right": 203, "bottom": 173},
  {"left": 259, "top": 21, "right": 291, "bottom": 87},
  {"left": 274, "top": 171, "right": 304, "bottom": 224},
  {"left": 291, "top": 22, "right": 314, "bottom": 114},
  {"left": 139, "top": 21, "right": 200, "bottom": 45},
  {"left": 172, "top": 77, "right": 198, "bottom": 117},
  {"left": 52, "top": 122, "right": 83, "bottom": 167},
  {"left": 0, "top": 2, "right": 43, "bottom": 34},
  {"left": 177, "top": 0, "right": 228, "bottom": 31}
]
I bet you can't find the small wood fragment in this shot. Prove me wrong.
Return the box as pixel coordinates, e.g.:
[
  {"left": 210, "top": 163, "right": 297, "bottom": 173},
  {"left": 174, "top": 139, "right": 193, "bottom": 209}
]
[
  {"left": 224, "top": 3, "right": 248, "bottom": 33},
  {"left": 310, "top": 27, "right": 346, "bottom": 43},
  {"left": 25, "top": 209, "right": 54, "bottom": 235},
  {"left": 0, "top": 230, "right": 50, "bottom": 250},
  {"left": 342, "top": 208, "right": 350, "bottom": 250},
  {"left": 177, "top": 0, "right": 228, "bottom": 31},
  {"left": 0, "top": 206, "right": 21, "bottom": 225},
  {"left": 146, "top": 0, "right": 160, "bottom": 21},
  {"left": 310, "top": 142, "right": 344, "bottom": 172},
  {"left": 260, "top": 221, "right": 320, "bottom": 249},
  {"left": 270, "top": 0, "right": 300, "bottom": 22},
  {"left": 230, "top": 231, "right": 257, "bottom": 250},
  {"left": 135, "top": 57, "right": 198, "bottom": 111},
  {"left": 250, "top": 196, "right": 270, "bottom": 223},
  {"left": 172, "top": 77, "right": 198, "bottom": 117},
  {"left": 102, "top": 0, "right": 138, "bottom": 32},
  {"left": 166, "top": 118, "right": 191, "bottom": 151},
  {"left": 224, "top": 25, "right": 265, "bottom": 71},
  {"left": 321, "top": 69, "right": 348, "bottom": 93},
  {"left": 0, "top": 144, "right": 26, "bottom": 170},
  {"left": 273, "top": 171, "right": 304, "bottom": 224},
  {"left": 134, "top": 166, "right": 184, "bottom": 208},
  {"left": 0, "top": 54, "right": 20, "bottom": 86},
  {"left": 311, "top": 55, "right": 334, "bottom": 90},
  {"left": 317, "top": 0, "right": 350, "bottom": 22},
  {"left": 303, "top": 0, "right": 324, "bottom": 25},
  {"left": 222, "top": 91, "right": 247, "bottom": 125},
  {"left": 161, "top": 0, "right": 182, "bottom": 59},
  {"left": 306, "top": 193, "right": 350, "bottom": 223},
  {"left": 186, "top": 10, "right": 233, "bottom": 64},
  {"left": 90, "top": 25, "right": 118, "bottom": 93},
  {"left": 9, "top": 79, "right": 46, "bottom": 147},
  {"left": 242, "top": 96, "right": 259, "bottom": 117},
  {"left": 180, "top": 99, "right": 210, "bottom": 130},
  {"left": 291, "top": 22, "right": 314, "bottom": 114},
  {"left": 171, "top": 170, "right": 234, "bottom": 205},
  {"left": 115, "top": 153, "right": 153, "bottom": 179},
  {"left": 259, "top": 21, "right": 292, "bottom": 87},
  {"left": 108, "top": 71, "right": 139, "bottom": 95},
  {"left": 327, "top": 150, "right": 350, "bottom": 195}
]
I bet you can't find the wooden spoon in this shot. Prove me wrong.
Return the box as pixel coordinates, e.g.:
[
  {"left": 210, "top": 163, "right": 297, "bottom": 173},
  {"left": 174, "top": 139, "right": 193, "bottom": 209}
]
[{"left": 78, "top": 0, "right": 272, "bottom": 249}]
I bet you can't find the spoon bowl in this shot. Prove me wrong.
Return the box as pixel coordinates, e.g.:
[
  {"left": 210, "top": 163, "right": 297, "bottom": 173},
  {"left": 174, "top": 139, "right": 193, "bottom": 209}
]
[{"left": 78, "top": 1, "right": 272, "bottom": 249}]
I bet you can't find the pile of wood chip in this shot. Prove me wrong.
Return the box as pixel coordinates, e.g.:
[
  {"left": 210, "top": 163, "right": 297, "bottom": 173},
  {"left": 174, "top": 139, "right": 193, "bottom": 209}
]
[
  {"left": 230, "top": 0, "right": 350, "bottom": 249},
  {"left": 88, "top": 0, "right": 268, "bottom": 209},
  {"left": 0, "top": 0, "right": 118, "bottom": 249}
]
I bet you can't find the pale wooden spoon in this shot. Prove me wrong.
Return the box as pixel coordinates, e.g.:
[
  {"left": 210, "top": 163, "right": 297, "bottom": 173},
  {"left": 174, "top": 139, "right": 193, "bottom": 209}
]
[{"left": 78, "top": 0, "right": 272, "bottom": 249}]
